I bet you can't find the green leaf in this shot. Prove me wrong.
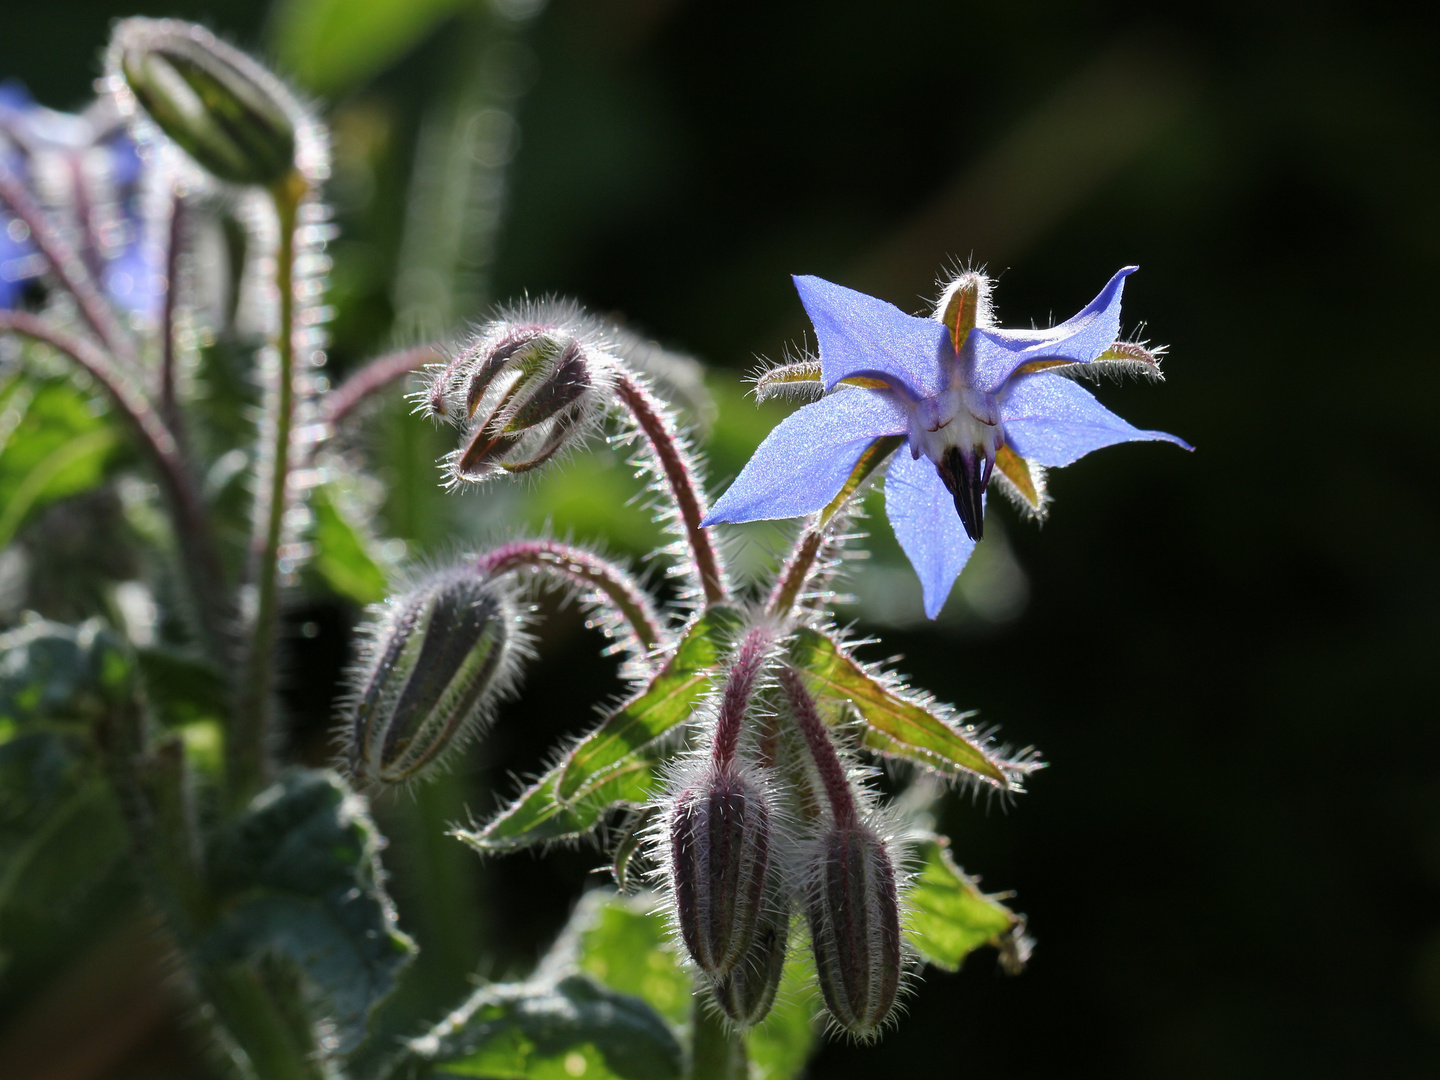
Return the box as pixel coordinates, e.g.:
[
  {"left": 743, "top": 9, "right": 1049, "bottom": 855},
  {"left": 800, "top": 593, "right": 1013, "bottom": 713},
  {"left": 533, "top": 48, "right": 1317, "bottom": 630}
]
[
  {"left": 0, "top": 378, "right": 120, "bottom": 548},
  {"left": 308, "top": 481, "right": 390, "bottom": 604},
  {"left": 0, "top": 618, "right": 133, "bottom": 726},
  {"left": 573, "top": 892, "right": 690, "bottom": 1028},
  {"left": 0, "top": 731, "right": 126, "bottom": 923},
  {"left": 415, "top": 973, "right": 683, "bottom": 1080},
  {"left": 789, "top": 629, "right": 1008, "bottom": 787},
  {"left": 270, "top": 0, "right": 469, "bottom": 94},
  {"left": 203, "top": 769, "right": 416, "bottom": 1053},
  {"left": 556, "top": 606, "right": 743, "bottom": 805},
  {"left": 746, "top": 945, "right": 821, "bottom": 1080},
  {"left": 905, "top": 833, "right": 1025, "bottom": 972},
  {"left": 457, "top": 758, "right": 658, "bottom": 853}
]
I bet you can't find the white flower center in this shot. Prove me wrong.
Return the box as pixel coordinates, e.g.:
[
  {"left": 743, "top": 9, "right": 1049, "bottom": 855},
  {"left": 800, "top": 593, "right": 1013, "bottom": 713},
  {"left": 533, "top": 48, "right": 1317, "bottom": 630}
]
[{"left": 905, "top": 380, "right": 1001, "bottom": 466}]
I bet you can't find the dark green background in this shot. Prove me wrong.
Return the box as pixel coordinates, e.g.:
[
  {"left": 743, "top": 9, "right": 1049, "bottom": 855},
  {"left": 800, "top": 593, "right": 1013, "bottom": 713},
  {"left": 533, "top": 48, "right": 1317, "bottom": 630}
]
[{"left": 2, "top": 0, "right": 1438, "bottom": 1077}]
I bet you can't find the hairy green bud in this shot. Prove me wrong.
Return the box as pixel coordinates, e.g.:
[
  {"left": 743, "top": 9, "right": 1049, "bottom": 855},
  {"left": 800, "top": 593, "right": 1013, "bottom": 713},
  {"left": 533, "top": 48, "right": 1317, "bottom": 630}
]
[
  {"left": 346, "top": 569, "right": 522, "bottom": 785},
  {"left": 110, "top": 18, "right": 303, "bottom": 186}
]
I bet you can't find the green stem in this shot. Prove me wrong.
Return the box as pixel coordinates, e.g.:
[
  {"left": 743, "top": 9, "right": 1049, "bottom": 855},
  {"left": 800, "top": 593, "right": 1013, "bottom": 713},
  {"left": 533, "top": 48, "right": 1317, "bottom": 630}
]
[
  {"left": 689, "top": 997, "right": 747, "bottom": 1080},
  {"left": 200, "top": 964, "right": 327, "bottom": 1080},
  {"left": 232, "top": 170, "right": 307, "bottom": 807}
]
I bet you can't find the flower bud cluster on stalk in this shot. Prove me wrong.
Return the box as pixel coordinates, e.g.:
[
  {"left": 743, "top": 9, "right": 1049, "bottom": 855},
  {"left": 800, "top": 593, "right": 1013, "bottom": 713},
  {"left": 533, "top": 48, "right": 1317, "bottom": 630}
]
[{"left": 653, "top": 625, "right": 911, "bottom": 1037}]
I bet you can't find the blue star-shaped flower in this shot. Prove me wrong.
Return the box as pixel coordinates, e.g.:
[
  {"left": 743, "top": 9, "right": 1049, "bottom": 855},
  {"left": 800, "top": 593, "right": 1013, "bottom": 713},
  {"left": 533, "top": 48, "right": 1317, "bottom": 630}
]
[{"left": 703, "top": 267, "right": 1191, "bottom": 619}]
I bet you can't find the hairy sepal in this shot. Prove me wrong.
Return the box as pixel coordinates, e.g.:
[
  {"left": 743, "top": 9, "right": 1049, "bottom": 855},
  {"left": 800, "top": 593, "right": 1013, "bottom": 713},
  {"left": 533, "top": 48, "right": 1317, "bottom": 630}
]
[{"left": 789, "top": 628, "right": 1037, "bottom": 791}]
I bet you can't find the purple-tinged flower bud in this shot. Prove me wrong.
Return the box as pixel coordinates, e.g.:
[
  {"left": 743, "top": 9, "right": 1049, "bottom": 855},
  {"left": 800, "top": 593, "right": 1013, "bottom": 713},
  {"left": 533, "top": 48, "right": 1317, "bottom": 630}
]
[
  {"left": 805, "top": 822, "right": 903, "bottom": 1039},
  {"left": 109, "top": 19, "right": 304, "bottom": 187},
  {"left": 422, "top": 323, "right": 610, "bottom": 485},
  {"left": 709, "top": 909, "right": 789, "bottom": 1028},
  {"left": 669, "top": 765, "right": 773, "bottom": 976},
  {"left": 346, "top": 568, "right": 522, "bottom": 785}
]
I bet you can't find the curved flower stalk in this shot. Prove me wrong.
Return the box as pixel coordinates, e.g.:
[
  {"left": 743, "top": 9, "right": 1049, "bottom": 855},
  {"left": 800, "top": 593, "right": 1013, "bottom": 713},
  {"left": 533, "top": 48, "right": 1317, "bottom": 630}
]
[
  {"left": 417, "top": 301, "right": 730, "bottom": 607},
  {"left": 707, "top": 268, "right": 1192, "bottom": 618}
]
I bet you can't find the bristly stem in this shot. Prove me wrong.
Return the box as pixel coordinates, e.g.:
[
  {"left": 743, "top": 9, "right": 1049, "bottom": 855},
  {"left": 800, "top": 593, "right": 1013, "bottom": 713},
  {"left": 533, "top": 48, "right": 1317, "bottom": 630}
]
[
  {"left": 711, "top": 624, "right": 773, "bottom": 770},
  {"left": 779, "top": 665, "right": 856, "bottom": 828},
  {"left": 768, "top": 434, "right": 904, "bottom": 618},
  {"left": 613, "top": 371, "right": 728, "bottom": 607},
  {"left": 475, "top": 538, "right": 669, "bottom": 653},
  {"left": 233, "top": 171, "right": 308, "bottom": 806},
  {"left": 0, "top": 310, "right": 232, "bottom": 664},
  {"left": 321, "top": 343, "right": 443, "bottom": 427},
  {"left": 0, "top": 162, "right": 138, "bottom": 372}
]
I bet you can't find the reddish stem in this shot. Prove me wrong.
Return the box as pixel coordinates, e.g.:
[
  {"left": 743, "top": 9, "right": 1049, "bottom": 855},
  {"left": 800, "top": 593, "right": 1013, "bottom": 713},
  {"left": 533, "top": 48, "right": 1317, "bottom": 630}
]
[
  {"left": 767, "top": 530, "right": 824, "bottom": 617},
  {"left": 476, "top": 538, "right": 667, "bottom": 652},
  {"left": 778, "top": 665, "right": 856, "bottom": 828},
  {"left": 321, "top": 344, "right": 444, "bottom": 427},
  {"left": 0, "top": 310, "right": 232, "bottom": 662},
  {"left": 613, "top": 372, "right": 727, "bottom": 606},
  {"left": 711, "top": 625, "right": 774, "bottom": 770},
  {"left": 0, "top": 163, "right": 137, "bottom": 371},
  {"left": 159, "top": 193, "right": 184, "bottom": 424}
]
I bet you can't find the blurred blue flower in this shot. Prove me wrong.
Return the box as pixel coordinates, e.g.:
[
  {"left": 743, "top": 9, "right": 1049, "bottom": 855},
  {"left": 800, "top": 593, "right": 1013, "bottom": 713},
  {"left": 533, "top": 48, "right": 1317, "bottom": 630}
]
[
  {"left": 0, "top": 80, "right": 163, "bottom": 317},
  {"left": 704, "top": 268, "right": 1190, "bottom": 618}
]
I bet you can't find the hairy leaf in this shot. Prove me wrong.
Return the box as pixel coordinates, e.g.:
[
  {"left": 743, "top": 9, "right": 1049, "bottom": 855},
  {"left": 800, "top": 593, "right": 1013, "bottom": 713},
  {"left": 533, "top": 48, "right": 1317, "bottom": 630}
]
[
  {"left": 0, "top": 731, "right": 126, "bottom": 925},
  {"left": 458, "top": 759, "right": 657, "bottom": 853},
  {"left": 203, "top": 769, "right": 415, "bottom": 1053},
  {"left": 905, "top": 833, "right": 1025, "bottom": 972},
  {"left": 573, "top": 891, "right": 690, "bottom": 1028},
  {"left": 414, "top": 973, "right": 683, "bottom": 1080},
  {"left": 789, "top": 629, "right": 1008, "bottom": 786},
  {"left": 0, "top": 618, "right": 132, "bottom": 727},
  {"left": 555, "top": 606, "right": 743, "bottom": 804}
]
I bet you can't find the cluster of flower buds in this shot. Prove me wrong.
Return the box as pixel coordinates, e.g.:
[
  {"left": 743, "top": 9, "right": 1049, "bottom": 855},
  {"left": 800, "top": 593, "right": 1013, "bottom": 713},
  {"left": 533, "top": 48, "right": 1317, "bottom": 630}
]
[
  {"left": 108, "top": 18, "right": 314, "bottom": 188},
  {"left": 420, "top": 312, "right": 617, "bottom": 486},
  {"left": 661, "top": 636, "right": 906, "bottom": 1038},
  {"left": 345, "top": 567, "right": 525, "bottom": 786}
]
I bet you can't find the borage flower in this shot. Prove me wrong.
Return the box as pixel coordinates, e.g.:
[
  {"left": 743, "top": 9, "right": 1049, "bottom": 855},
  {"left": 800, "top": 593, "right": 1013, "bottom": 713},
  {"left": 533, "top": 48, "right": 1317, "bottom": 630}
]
[{"left": 703, "top": 268, "right": 1190, "bottom": 618}]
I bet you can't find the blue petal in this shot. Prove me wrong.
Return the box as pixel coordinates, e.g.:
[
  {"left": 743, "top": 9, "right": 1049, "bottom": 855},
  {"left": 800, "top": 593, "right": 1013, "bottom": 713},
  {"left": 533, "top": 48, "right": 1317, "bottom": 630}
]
[
  {"left": 968, "top": 266, "right": 1135, "bottom": 394},
  {"left": 704, "top": 389, "right": 907, "bottom": 524},
  {"left": 793, "top": 275, "right": 950, "bottom": 401},
  {"left": 1000, "top": 372, "right": 1192, "bottom": 467},
  {"left": 884, "top": 450, "right": 978, "bottom": 620}
]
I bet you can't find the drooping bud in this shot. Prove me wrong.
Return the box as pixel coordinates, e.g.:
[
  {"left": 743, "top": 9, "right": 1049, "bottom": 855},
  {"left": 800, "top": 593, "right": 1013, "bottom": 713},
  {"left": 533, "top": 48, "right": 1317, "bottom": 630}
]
[
  {"left": 669, "top": 765, "right": 773, "bottom": 976},
  {"left": 423, "top": 321, "right": 611, "bottom": 484},
  {"left": 805, "top": 822, "right": 903, "bottom": 1039},
  {"left": 346, "top": 568, "right": 521, "bottom": 785},
  {"left": 109, "top": 18, "right": 303, "bottom": 187},
  {"left": 709, "top": 908, "right": 789, "bottom": 1028}
]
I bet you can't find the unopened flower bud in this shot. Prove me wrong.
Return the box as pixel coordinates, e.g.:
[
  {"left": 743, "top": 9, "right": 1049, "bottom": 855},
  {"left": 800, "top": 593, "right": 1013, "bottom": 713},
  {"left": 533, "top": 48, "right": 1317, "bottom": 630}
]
[
  {"left": 709, "top": 909, "right": 788, "bottom": 1028},
  {"left": 347, "top": 569, "right": 520, "bottom": 785},
  {"left": 110, "top": 18, "right": 302, "bottom": 187},
  {"left": 425, "top": 323, "right": 610, "bottom": 484},
  {"left": 805, "top": 823, "right": 903, "bottom": 1038},
  {"left": 669, "top": 766, "right": 773, "bottom": 976}
]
